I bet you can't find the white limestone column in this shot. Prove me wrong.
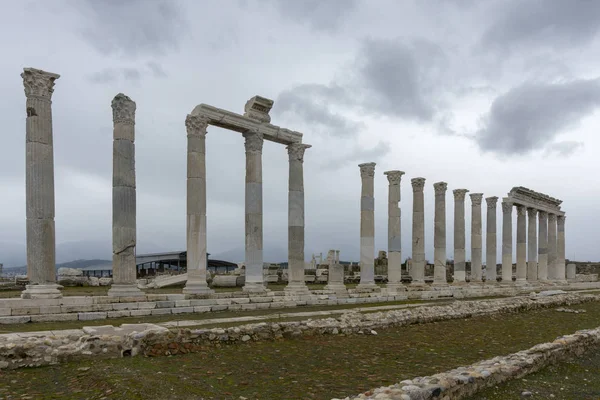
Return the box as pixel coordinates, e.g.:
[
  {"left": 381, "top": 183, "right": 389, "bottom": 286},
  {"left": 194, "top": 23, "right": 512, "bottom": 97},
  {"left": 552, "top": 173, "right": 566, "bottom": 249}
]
[
  {"left": 243, "top": 129, "right": 266, "bottom": 292},
  {"left": 516, "top": 205, "right": 527, "bottom": 283},
  {"left": 285, "top": 143, "right": 312, "bottom": 294},
  {"left": 108, "top": 94, "right": 144, "bottom": 297},
  {"left": 547, "top": 213, "right": 558, "bottom": 281},
  {"left": 469, "top": 193, "right": 483, "bottom": 283},
  {"left": 537, "top": 211, "right": 548, "bottom": 281},
  {"left": 433, "top": 182, "right": 448, "bottom": 285},
  {"left": 21, "top": 68, "right": 62, "bottom": 299},
  {"left": 411, "top": 178, "right": 426, "bottom": 284},
  {"left": 527, "top": 208, "right": 538, "bottom": 283},
  {"left": 485, "top": 196, "right": 498, "bottom": 283},
  {"left": 358, "top": 162, "right": 377, "bottom": 289},
  {"left": 182, "top": 115, "right": 213, "bottom": 295},
  {"left": 501, "top": 202, "right": 513, "bottom": 282},
  {"left": 556, "top": 215, "right": 566, "bottom": 283},
  {"left": 452, "top": 189, "right": 469, "bottom": 283},
  {"left": 384, "top": 170, "right": 405, "bottom": 291}
]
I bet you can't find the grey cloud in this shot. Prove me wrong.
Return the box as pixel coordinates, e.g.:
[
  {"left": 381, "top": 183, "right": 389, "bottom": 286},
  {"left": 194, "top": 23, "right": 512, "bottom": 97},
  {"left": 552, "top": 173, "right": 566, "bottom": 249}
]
[
  {"left": 476, "top": 79, "right": 600, "bottom": 155},
  {"left": 544, "top": 141, "right": 584, "bottom": 157},
  {"left": 268, "top": 0, "right": 358, "bottom": 32},
  {"left": 146, "top": 62, "right": 168, "bottom": 78},
  {"left": 320, "top": 141, "right": 391, "bottom": 170},
  {"left": 88, "top": 64, "right": 167, "bottom": 84}
]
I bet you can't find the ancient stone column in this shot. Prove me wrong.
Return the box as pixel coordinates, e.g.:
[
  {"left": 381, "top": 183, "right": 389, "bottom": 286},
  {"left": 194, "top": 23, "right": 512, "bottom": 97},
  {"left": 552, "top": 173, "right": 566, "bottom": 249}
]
[
  {"left": 515, "top": 205, "right": 527, "bottom": 283},
  {"left": 358, "top": 162, "right": 377, "bottom": 289},
  {"left": 285, "top": 143, "right": 312, "bottom": 294},
  {"left": 469, "top": 193, "right": 483, "bottom": 283},
  {"left": 243, "top": 129, "right": 266, "bottom": 292},
  {"left": 325, "top": 250, "right": 345, "bottom": 291},
  {"left": 411, "top": 177, "right": 426, "bottom": 284},
  {"left": 547, "top": 213, "right": 558, "bottom": 281},
  {"left": 108, "top": 94, "right": 143, "bottom": 297},
  {"left": 433, "top": 182, "right": 448, "bottom": 285},
  {"left": 452, "top": 189, "right": 469, "bottom": 283},
  {"left": 182, "top": 115, "right": 213, "bottom": 295},
  {"left": 485, "top": 197, "right": 498, "bottom": 283},
  {"left": 21, "top": 68, "right": 62, "bottom": 299},
  {"left": 384, "top": 170, "right": 405, "bottom": 291},
  {"left": 537, "top": 211, "right": 548, "bottom": 281},
  {"left": 501, "top": 202, "right": 513, "bottom": 282},
  {"left": 527, "top": 208, "right": 538, "bottom": 283},
  {"left": 566, "top": 263, "right": 576, "bottom": 281},
  {"left": 556, "top": 215, "right": 566, "bottom": 283}
]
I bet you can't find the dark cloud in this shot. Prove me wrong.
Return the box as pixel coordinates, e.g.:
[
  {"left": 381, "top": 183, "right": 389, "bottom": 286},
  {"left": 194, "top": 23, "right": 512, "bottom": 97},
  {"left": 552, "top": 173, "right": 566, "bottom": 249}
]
[
  {"left": 320, "top": 141, "right": 391, "bottom": 170},
  {"left": 269, "top": 0, "right": 358, "bottom": 32},
  {"left": 476, "top": 79, "right": 600, "bottom": 155},
  {"left": 544, "top": 141, "right": 584, "bottom": 157},
  {"left": 146, "top": 61, "right": 168, "bottom": 78}
]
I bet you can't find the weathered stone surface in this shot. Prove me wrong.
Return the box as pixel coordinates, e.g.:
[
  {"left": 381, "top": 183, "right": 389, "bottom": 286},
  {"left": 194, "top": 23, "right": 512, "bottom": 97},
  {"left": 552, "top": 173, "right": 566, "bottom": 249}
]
[
  {"left": 433, "top": 182, "right": 447, "bottom": 285},
  {"left": 470, "top": 193, "right": 483, "bottom": 282},
  {"left": 486, "top": 197, "right": 498, "bottom": 282},
  {"left": 411, "top": 178, "right": 426, "bottom": 283},
  {"left": 453, "top": 189, "right": 469, "bottom": 282},
  {"left": 501, "top": 202, "right": 513, "bottom": 282}
]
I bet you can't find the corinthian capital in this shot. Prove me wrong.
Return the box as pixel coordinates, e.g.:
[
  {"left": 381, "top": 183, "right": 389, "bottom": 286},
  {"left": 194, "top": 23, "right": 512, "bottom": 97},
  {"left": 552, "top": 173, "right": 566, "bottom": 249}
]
[
  {"left": 548, "top": 213, "right": 557, "bottom": 223},
  {"left": 453, "top": 189, "right": 469, "bottom": 201},
  {"left": 527, "top": 207, "right": 537, "bottom": 218},
  {"left": 516, "top": 205, "right": 527, "bottom": 216},
  {"left": 287, "top": 143, "right": 311, "bottom": 162},
  {"left": 470, "top": 193, "right": 483, "bottom": 206},
  {"left": 21, "top": 68, "right": 60, "bottom": 100},
  {"left": 384, "top": 170, "right": 405, "bottom": 185},
  {"left": 358, "top": 162, "right": 376, "bottom": 179},
  {"left": 501, "top": 202, "right": 513, "bottom": 214},
  {"left": 486, "top": 196, "right": 498, "bottom": 209},
  {"left": 538, "top": 210, "right": 548, "bottom": 219},
  {"left": 243, "top": 128, "right": 264, "bottom": 153},
  {"left": 111, "top": 93, "right": 136, "bottom": 124},
  {"left": 185, "top": 114, "right": 209, "bottom": 136},
  {"left": 557, "top": 215, "right": 566, "bottom": 224},
  {"left": 433, "top": 181, "right": 447, "bottom": 195},
  {"left": 411, "top": 177, "right": 426, "bottom": 192}
]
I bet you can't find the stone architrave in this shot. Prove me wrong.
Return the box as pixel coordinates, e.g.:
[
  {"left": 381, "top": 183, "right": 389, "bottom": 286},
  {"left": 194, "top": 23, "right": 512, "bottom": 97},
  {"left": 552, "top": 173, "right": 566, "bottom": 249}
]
[
  {"left": 411, "top": 178, "right": 426, "bottom": 284},
  {"left": 515, "top": 205, "right": 527, "bottom": 283},
  {"left": 469, "top": 193, "right": 483, "bottom": 283},
  {"left": 285, "top": 143, "right": 312, "bottom": 294},
  {"left": 556, "top": 216, "right": 566, "bottom": 283},
  {"left": 243, "top": 129, "right": 266, "bottom": 292},
  {"left": 537, "top": 211, "right": 548, "bottom": 281},
  {"left": 501, "top": 202, "right": 513, "bottom": 282},
  {"left": 527, "top": 208, "right": 538, "bottom": 282},
  {"left": 384, "top": 170, "right": 405, "bottom": 291},
  {"left": 357, "top": 162, "right": 378, "bottom": 289},
  {"left": 107, "top": 94, "right": 144, "bottom": 297},
  {"left": 182, "top": 115, "right": 213, "bottom": 295},
  {"left": 433, "top": 182, "right": 448, "bottom": 285},
  {"left": 547, "top": 213, "right": 558, "bottom": 281},
  {"left": 21, "top": 68, "right": 62, "bottom": 299},
  {"left": 452, "top": 189, "right": 469, "bottom": 283},
  {"left": 485, "top": 197, "right": 498, "bottom": 283}
]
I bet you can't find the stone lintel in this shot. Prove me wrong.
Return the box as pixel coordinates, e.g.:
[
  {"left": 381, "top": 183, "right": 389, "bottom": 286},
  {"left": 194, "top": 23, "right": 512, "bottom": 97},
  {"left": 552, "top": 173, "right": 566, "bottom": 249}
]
[
  {"left": 507, "top": 186, "right": 562, "bottom": 210},
  {"left": 243, "top": 96, "right": 274, "bottom": 123},
  {"left": 501, "top": 197, "right": 565, "bottom": 216}
]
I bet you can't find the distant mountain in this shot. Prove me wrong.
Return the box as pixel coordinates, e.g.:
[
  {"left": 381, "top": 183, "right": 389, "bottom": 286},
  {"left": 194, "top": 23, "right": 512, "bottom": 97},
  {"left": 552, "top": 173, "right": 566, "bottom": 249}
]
[{"left": 4, "top": 259, "right": 112, "bottom": 275}]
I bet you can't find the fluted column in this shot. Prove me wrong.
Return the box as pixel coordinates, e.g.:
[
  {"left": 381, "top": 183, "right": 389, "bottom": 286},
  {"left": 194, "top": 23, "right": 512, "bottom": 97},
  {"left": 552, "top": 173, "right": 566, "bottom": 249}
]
[
  {"left": 452, "top": 189, "right": 469, "bottom": 283},
  {"left": 358, "top": 162, "right": 377, "bottom": 289},
  {"left": 527, "top": 208, "right": 538, "bottom": 283},
  {"left": 501, "top": 202, "right": 513, "bottom": 282},
  {"left": 485, "top": 197, "right": 498, "bottom": 283},
  {"left": 556, "top": 215, "right": 566, "bottom": 283},
  {"left": 107, "top": 94, "right": 143, "bottom": 297},
  {"left": 516, "top": 205, "right": 527, "bottom": 282},
  {"left": 433, "top": 182, "right": 448, "bottom": 285},
  {"left": 384, "top": 170, "right": 405, "bottom": 291},
  {"left": 285, "top": 143, "right": 312, "bottom": 294},
  {"left": 469, "top": 193, "right": 483, "bottom": 283},
  {"left": 537, "top": 211, "right": 548, "bottom": 281},
  {"left": 182, "top": 115, "right": 213, "bottom": 295},
  {"left": 547, "top": 213, "right": 558, "bottom": 281},
  {"left": 411, "top": 178, "right": 426, "bottom": 284},
  {"left": 21, "top": 68, "right": 62, "bottom": 299}
]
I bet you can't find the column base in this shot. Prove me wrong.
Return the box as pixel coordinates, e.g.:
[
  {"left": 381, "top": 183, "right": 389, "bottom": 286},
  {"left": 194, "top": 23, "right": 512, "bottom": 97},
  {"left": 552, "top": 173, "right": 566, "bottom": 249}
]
[
  {"left": 285, "top": 282, "right": 311, "bottom": 295},
  {"left": 243, "top": 282, "right": 268, "bottom": 293},
  {"left": 21, "top": 284, "right": 63, "bottom": 299},
  {"left": 182, "top": 282, "right": 214, "bottom": 295},
  {"left": 356, "top": 282, "right": 379, "bottom": 291},
  {"left": 107, "top": 284, "right": 145, "bottom": 298},
  {"left": 324, "top": 283, "right": 347, "bottom": 292}
]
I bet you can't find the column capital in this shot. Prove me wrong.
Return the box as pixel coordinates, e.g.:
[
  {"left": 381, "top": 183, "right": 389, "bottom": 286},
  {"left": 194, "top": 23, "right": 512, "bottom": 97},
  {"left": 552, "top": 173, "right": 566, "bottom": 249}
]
[
  {"left": 527, "top": 207, "right": 538, "bottom": 218},
  {"left": 287, "top": 143, "right": 311, "bottom": 163},
  {"left": 111, "top": 93, "right": 136, "bottom": 124},
  {"left": 485, "top": 196, "right": 498, "bottom": 209},
  {"left": 469, "top": 193, "right": 483, "bottom": 206},
  {"left": 21, "top": 68, "right": 60, "bottom": 101},
  {"left": 411, "top": 177, "right": 426, "bottom": 192},
  {"left": 557, "top": 215, "right": 566, "bottom": 223},
  {"left": 384, "top": 170, "right": 405, "bottom": 185},
  {"left": 358, "top": 162, "right": 376, "bottom": 179},
  {"left": 433, "top": 181, "right": 447, "bottom": 195},
  {"left": 185, "top": 114, "right": 209, "bottom": 136},
  {"left": 453, "top": 188, "right": 469, "bottom": 200},
  {"left": 539, "top": 210, "right": 548, "bottom": 219},
  {"left": 243, "top": 128, "right": 264, "bottom": 153},
  {"left": 516, "top": 205, "right": 527, "bottom": 216},
  {"left": 548, "top": 213, "right": 557, "bottom": 223}
]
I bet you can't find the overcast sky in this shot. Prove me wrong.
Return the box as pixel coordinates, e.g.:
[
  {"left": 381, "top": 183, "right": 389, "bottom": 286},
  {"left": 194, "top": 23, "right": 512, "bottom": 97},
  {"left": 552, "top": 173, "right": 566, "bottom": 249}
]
[{"left": 1, "top": 0, "right": 599, "bottom": 267}]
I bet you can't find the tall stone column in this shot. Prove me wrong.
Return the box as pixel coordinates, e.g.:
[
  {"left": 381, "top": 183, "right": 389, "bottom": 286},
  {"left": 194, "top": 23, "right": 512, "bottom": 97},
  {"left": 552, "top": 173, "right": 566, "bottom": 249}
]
[
  {"left": 547, "top": 213, "right": 558, "bottom": 281},
  {"left": 501, "top": 202, "right": 513, "bottom": 282},
  {"left": 384, "top": 170, "right": 405, "bottom": 291},
  {"left": 485, "top": 197, "right": 498, "bottom": 283},
  {"left": 243, "top": 129, "right": 266, "bottom": 292},
  {"left": 452, "top": 189, "right": 469, "bottom": 283},
  {"left": 537, "top": 211, "right": 548, "bottom": 281},
  {"left": 411, "top": 178, "right": 426, "bottom": 284},
  {"left": 469, "top": 193, "right": 483, "bottom": 283},
  {"left": 515, "top": 205, "right": 527, "bottom": 283},
  {"left": 182, "top": 115, "right": 213, "bottom": 295},
  {"left": 108, "top": 94, "right": 143, "bottom": 297},
  {"left": 21, "top": 68, "right": 62, "bottom": 299},
  {"left": 556, "top": 215, "right": 566, "bottom": 283},
  {"left": 527, "top": 208, "right": 538, "bottom": 283},
  {"left": 285, "top": 143, "right": 312, "bottom": 294},
  {"left": 358, "top": 162, "right": 377, "bottom": 289},
  {"left": 433, "top": 182, "right": 448, "bottom": 285}
]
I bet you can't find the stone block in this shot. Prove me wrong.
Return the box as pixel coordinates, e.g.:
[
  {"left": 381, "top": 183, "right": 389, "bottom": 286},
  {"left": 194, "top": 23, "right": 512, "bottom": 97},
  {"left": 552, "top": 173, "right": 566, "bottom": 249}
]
[
  {"left": 0, "top": 308, "right": 11, "bottom": 316},
  {"left": 31, "top": 313, "right": 78, "bottom": 322},
  {"left": 61, "top": 305, "right": 93, "bottom": 313},
  {"left": 175, "top": 300, "right": 191, "bottom": 307},
  {"left": 92, "top": 304, "right": 114, "bottom": 312},
  {"left": 172, "top": 307, "right": 194, "bottom": 314},
  {"left": 78, "top": 312, "right": 108, "bottom": 321},
  {"left": 215, "top": 299, "right": 232, "bottom": 306},
  {"left": 107, "top": 310, "right": 131, "bottom": 318},
  {"left": 241, "top": 304, "right": 258, "bottom": 311},
  {"left": 60, "top": 297, "right": 94, "bottom": 306},
  {"left": 137, "top": 302, "right": 157, "bottom": 309},
  {"left": 155, "top": 301, "right": 175, "bottom": 308},
  {"left": 39, "top": 305, "right": 62, "bottom": 314},
  {"left": 151, "top": 309, "right": 172, "bottom": 316},
  {"left": 0, "top": 316, "right": 31, "bottom": 324},
  {"left": 210, "top": 305, "right": 228, "bottom": 312},
  {"left": 231, "top": 298, "right": 250, "bottom": 304},
  {"left": 227, "top": 304, "right": 242, "bottom": 311},
  {"left": 255, "top": 303, "right": 271, "bottom": 310},
  {"left": 166, "top": 294, "right": 185, "bottom": 301},
  {"left": 145, "top": 294, "right": 168, "bottom": 301},
  {"left": 193, "top": 306, "right": 211, "bottom": 313},
  {"left": 190, "top": 299, "right": 217, "bottom": 306},
  {"left": 249, "top": 297, "right": 272, "bottom": 303},
  {"left": 130, "top": 309, "right": 152, "bottom": 317},
  {"left": 93, "top": 296, "right": 121, "bottom": 304},
  {"left": 117, "top": 296, "right": 146, "bottom": 303}
]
